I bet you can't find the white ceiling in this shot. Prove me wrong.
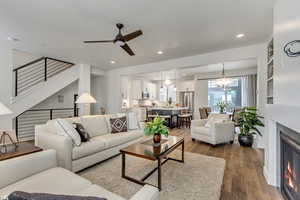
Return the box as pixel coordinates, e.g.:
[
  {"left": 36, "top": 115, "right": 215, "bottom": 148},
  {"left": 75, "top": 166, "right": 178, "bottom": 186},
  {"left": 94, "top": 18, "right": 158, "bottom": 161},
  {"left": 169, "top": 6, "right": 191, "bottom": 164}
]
[
  {"left": 0, "top": 0, "right": 274, "bottom": 70},
  {"left": 133, "top": 58, "right": 257, "bottom": 80}
]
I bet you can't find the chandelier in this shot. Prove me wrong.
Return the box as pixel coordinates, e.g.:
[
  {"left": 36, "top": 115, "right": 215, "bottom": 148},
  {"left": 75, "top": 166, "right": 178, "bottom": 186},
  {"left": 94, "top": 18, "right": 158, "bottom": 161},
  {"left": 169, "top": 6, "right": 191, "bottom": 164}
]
[{"left": 216, "top": 64, "right": 232, "bottom": 88}]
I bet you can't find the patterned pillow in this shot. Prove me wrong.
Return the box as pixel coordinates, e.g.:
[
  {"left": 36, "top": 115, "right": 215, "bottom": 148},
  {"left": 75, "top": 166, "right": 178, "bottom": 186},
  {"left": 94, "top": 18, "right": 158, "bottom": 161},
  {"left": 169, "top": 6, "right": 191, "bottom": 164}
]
[
  {"left": 73, "top": 123, "right": 90, "bottom": 142},
  {"left": 110, "top": 116, "right": 127, "bottom": 133}
]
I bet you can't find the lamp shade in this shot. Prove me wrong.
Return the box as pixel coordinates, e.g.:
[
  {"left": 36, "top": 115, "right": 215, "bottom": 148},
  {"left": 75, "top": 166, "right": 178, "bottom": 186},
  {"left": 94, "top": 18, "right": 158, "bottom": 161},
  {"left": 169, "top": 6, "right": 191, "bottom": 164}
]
[
  {"left": 75, "top": 93, "right": 96, "bottom": 104},
  {"left": 0, "top": 102, "right": 12, "bottom": 116}
]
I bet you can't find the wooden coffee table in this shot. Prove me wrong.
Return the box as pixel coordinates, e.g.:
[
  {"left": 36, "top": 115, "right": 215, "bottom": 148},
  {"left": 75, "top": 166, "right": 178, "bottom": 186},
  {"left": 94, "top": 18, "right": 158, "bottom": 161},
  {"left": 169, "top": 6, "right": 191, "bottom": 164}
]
[
  {"left": 120, "top": 136, "right": 184, "bottom": 191},
  {"left": 0, "top": 142, "right": 42, "bottom": 161}
]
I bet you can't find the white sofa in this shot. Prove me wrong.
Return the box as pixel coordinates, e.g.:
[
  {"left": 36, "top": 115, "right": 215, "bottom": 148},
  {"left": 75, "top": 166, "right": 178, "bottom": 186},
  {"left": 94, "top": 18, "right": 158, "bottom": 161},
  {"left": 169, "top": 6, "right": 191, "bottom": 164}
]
[
  {"left": 191, "top": 113, "right": 235, "bottom": 145},
  {"left": 35, "top": 115, "right": 144, "bottom": 172},
  {"left": 0, "top": 150, "right": 159, "bottom": 200}
]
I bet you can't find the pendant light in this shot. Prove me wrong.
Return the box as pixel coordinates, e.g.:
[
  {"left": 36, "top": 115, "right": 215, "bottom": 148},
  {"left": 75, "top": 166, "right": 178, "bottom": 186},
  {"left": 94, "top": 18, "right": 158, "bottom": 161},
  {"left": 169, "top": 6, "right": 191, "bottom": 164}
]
[
  {"left": 216, "top": 63, "right": 232, "bottom": 88},
  {"left": 160, "top": 71, "right": 164, "bottom": 92},
  {"left": 174, "top": 70, "right": 177, "bottom": 91}
]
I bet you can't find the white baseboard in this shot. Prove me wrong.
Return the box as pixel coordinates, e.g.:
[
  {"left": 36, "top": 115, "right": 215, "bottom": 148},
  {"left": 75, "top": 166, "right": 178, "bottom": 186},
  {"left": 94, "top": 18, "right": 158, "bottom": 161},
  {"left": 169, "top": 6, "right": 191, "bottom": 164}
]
[{"left": 263, "top": 165, "right": 269, "bottom": 184}]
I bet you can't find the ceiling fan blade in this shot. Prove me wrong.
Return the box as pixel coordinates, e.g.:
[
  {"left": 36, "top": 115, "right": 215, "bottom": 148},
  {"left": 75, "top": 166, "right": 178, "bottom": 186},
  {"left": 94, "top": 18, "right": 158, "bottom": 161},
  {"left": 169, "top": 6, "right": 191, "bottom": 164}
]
[
  {"left": 120, "top": 43, "right": 135, "bottom": 56},
  {"left": 84, "top": 40, "right": 114, "bottom": 43},
  {"left": 123, "top": 30, "right": 143, "bottom": 41}
]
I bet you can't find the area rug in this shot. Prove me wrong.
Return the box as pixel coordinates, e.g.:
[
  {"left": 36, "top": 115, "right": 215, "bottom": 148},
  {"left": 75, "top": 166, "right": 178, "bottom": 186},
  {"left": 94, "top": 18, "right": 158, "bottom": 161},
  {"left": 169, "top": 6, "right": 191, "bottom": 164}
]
[{"left": 79, "top": 150, "right": 225, "bottom": 200}]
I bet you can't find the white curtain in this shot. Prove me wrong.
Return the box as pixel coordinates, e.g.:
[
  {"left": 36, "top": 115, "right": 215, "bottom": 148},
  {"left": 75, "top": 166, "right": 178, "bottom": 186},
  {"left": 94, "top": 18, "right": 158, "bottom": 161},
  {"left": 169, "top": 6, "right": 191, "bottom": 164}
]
[{"left": 241, "top": 75, "right": 257, "bottom": 107}]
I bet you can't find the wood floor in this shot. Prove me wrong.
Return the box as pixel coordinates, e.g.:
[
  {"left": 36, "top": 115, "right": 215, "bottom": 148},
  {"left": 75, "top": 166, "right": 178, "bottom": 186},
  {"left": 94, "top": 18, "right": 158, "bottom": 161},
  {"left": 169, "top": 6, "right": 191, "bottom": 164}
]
[{"left": 170, "top": 128, "right": 282, "bottom": 200}]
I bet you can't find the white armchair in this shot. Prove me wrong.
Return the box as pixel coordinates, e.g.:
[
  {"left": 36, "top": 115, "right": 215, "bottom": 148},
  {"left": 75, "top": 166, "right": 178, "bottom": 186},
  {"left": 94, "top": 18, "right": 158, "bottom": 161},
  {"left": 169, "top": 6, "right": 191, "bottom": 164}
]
[{"left": 191, "top": 114, "right": 235, "bottom": 146}]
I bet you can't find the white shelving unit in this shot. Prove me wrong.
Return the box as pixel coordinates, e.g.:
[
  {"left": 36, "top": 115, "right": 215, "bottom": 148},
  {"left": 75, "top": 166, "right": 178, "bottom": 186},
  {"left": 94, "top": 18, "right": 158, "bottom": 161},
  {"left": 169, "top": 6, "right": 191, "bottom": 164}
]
[{"left": 267, "top": 38, "right": 274, "bottom": 104}]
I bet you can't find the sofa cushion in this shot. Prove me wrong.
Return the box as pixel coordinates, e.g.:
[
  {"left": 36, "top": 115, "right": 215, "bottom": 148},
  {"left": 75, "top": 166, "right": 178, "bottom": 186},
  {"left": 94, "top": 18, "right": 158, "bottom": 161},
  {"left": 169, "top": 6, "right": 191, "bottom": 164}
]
[
  {"left": 81, "top": 115, "right": 109, "bottom": 137},
  {"left": 0, "top": 167, "right": 92, "bottom": 197},
  {"left": 56, "top": 119, "right": 81, "bottom": 146},
  {"left": 72, "top": 138, "right": 106, "bottom": 160},
  {"left": 205, "top": 113, "right": 229, "bottom": 128},
  {"left": 193, "top": 127, "right": 210, "bottom": 136},
  {"left": 76, "top": 185, "right": 125, "bottom": 200},
  {"left": 46, "top": 118, "right": 81, "bottom": 134},
  {"left": 96, "top": 130, "right": 143, "bottom": 148}
]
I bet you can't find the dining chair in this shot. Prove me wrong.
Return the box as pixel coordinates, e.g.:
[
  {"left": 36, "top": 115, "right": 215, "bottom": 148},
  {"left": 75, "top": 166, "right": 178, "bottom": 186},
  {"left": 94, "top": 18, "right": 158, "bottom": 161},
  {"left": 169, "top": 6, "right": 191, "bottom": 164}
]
[{"left": 199, "top": 107, "right": 208, "bottom": 119}]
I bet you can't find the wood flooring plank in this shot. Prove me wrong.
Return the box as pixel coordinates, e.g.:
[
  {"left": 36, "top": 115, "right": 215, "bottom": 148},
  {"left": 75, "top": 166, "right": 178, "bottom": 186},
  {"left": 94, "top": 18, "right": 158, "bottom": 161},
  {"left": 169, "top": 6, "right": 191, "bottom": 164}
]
[{"left": 169, "top": 128, "right": 282, "bottom": 200}]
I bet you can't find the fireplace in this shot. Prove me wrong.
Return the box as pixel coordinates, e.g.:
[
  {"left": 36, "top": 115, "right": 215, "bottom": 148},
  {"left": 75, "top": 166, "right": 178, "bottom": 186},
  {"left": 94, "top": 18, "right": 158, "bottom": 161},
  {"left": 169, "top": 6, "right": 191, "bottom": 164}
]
[{"left": 280, "top": 124, "right": 300, "bottom": 200}]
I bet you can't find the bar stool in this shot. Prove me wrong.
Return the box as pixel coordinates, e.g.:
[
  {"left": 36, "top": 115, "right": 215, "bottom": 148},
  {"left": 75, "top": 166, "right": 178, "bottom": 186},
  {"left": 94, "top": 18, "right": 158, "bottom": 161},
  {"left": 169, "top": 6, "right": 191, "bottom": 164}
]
[
  {"left": 178, "top": 110, "right": 192, "bottom": 128},
  {"left": 146, "top": 109, "right": 156, "bottom": 122}
]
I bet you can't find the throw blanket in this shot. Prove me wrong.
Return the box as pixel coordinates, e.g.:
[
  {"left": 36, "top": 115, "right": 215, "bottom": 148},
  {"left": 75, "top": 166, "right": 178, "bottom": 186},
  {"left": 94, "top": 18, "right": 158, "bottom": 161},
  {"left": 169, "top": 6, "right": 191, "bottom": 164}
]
[{"left": 8, "top": 191, "right": 107, "bottom": 200}]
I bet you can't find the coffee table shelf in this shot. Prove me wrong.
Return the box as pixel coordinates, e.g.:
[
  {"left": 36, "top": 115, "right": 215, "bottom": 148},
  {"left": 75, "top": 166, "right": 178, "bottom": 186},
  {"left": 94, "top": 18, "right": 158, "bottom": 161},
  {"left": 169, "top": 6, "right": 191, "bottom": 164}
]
[{"left": 120, "top": 136, "right": 184, "bottom": 191}]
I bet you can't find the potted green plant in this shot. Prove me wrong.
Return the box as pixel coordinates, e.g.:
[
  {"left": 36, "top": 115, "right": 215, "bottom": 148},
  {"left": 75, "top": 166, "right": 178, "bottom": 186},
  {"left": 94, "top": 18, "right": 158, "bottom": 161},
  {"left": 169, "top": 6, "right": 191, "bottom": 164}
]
[
  {"left": 237, "top": 107, "right": 264, "bottom": 147},
  {"left": 216, "top": 101, "right": 229, "bottom": 113},
  {"left": 144, "top": 117, "right": 169, "bottom": 146}
]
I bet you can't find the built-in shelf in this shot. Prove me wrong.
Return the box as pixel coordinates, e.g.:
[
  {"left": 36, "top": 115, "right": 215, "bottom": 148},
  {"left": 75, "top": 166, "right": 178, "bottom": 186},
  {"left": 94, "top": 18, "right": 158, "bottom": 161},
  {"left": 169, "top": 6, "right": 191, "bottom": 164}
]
[{"left": 267, "top": 38, "right": 274, "bottom": 104}]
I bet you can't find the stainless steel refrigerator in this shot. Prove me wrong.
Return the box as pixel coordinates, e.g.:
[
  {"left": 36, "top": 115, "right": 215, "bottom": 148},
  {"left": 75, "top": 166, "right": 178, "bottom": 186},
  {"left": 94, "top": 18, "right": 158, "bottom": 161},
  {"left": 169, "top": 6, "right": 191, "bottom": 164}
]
[{"left": 179, "top": 91, "right": 195, "bottom": 114}]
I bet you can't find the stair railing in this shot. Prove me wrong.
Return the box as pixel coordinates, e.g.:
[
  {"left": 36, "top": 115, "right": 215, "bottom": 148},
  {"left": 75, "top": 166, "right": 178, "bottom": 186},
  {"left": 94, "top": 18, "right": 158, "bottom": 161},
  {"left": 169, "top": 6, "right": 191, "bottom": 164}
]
[
  {"left": 15, "top": 107, "right": 79, "bottom": 141},
  {"left": 13, "top": 57, "right": 74, "bottom": 96}
]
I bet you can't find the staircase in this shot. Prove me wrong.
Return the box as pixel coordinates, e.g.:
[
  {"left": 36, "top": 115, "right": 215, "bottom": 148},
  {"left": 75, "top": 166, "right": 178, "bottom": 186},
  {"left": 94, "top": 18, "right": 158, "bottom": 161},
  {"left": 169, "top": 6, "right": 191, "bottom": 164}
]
[
  {"left": 9, "top": 57, "right": 80, "bottom": 140},
  {"left": 11, "top": 57, "right": 79, "bottom": 117}
]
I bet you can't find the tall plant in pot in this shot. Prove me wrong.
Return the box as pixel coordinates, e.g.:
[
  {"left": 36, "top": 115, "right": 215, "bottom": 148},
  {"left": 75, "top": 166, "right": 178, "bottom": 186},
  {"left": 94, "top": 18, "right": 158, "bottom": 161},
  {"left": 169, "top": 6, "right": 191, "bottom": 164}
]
[
  {"left": 144, "top": 117, "right": 169, "bottom": 146},
  {"left": 237, "top": 107, "right": 264, "bottom": 147}
]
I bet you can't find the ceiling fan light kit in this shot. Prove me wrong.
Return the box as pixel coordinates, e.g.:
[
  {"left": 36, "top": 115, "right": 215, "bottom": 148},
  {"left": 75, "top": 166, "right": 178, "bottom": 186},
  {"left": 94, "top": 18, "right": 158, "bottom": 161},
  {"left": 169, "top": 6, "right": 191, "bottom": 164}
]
[{"left": 84, "top": 23, "right": 143, "bottom": 56}]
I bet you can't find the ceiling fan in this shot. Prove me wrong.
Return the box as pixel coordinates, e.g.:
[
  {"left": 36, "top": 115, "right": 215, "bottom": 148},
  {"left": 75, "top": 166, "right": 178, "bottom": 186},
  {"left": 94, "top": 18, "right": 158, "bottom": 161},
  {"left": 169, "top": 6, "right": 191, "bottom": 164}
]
[{"left": 84, "top": 23, "right": 143, "bottom": 56}]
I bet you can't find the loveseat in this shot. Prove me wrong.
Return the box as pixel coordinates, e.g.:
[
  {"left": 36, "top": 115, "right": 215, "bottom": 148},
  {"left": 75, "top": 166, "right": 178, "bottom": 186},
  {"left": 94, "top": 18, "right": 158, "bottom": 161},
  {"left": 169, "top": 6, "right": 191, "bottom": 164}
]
[
  {"left": 0, "top": 150, "right": 159, "bottom": 200},
  {"left": 35, "top": 114, "right": 144, "bottom": 172}
]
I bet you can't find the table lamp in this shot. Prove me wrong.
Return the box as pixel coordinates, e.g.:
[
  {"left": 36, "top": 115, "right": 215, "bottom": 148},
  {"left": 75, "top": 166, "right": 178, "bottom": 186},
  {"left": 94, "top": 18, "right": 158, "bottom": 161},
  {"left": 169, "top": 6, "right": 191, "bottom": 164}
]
[
  {"left": 75, "top": 93, "right": 96, "bottom": 115},
  {"left": 0, "top": 101, "right": 17, "bottom": 153}
]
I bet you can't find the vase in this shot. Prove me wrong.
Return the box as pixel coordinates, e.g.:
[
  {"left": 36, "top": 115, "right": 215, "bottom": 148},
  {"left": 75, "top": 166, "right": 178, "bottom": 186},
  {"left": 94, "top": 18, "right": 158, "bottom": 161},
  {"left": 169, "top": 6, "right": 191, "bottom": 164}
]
[
  {"left": 238, "top": 135, "right": 254, "bottom": 147},
  {"left": 153, "top": 133, "right": 161, "bottom": 146}
]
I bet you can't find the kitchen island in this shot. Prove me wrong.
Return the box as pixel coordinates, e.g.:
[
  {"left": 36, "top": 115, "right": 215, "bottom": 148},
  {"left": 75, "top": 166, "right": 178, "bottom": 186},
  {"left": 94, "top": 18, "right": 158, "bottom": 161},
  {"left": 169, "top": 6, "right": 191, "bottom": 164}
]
[{"left": 147, "top": 107, "right": 190, "bottom": 128}]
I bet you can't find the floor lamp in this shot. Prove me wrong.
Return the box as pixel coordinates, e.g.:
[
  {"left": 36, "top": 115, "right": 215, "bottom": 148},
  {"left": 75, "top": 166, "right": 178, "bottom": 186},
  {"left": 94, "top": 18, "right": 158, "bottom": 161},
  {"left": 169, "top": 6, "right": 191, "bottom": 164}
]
[{"left": 0, "top": 101, "right": 17, "bottom": 153}]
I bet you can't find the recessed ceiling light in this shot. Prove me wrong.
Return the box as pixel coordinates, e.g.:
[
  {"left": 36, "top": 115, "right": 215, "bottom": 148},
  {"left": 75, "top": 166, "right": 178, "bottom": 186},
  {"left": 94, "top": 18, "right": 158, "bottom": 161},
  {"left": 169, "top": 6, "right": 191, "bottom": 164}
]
[
  {"left": 236, "top": 34, "right": 245, "bottom": 38},
  {"left": 110, "top": 60, "right": 116, "bottom": 64},
  {"left": 157, "top": 51, "right": 164, "bottom": 55},
  {"left": 7, "top": 37, "right": 20, "bottom": 42}
]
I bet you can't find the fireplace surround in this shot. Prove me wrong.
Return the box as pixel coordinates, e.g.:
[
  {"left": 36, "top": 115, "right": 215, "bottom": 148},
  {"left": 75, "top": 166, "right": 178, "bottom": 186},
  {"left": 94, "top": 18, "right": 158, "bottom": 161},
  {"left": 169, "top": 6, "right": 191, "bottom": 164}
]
[{"left": 279, "top": 124, "right": 300, "bottom": 200}]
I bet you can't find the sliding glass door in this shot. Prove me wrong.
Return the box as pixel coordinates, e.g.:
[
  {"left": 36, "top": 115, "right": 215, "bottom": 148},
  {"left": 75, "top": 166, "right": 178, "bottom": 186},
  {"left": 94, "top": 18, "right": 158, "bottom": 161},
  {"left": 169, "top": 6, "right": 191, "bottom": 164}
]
[{"left": 208, "top": 78, "right": 242, "bottom": 112}]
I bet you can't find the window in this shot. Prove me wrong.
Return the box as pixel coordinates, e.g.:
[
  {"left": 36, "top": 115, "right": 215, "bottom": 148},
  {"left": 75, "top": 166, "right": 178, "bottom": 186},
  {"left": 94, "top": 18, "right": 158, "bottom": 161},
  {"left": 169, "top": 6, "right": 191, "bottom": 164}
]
[
  {"left": 159, "top": 84, "right": 176, "bottom": 102},
  {"left": 208, "top": 78, "right": 242, "bottom": 112}
]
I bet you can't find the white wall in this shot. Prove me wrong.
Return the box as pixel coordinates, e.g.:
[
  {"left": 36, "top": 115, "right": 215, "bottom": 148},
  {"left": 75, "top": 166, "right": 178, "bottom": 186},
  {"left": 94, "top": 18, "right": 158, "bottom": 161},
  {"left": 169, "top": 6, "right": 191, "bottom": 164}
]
[
  {"left": 194, "top": 80, "right": 208, "bottom": 119},
  {"left": 273, "top": 0, "right": 300, "bottom": 106},
  {"left": 91, "top": 75, "right": 107, "bottom": 115},
  {"left": 0, "top": 40, "right": 13, "bottom": 129},
  {"left": 12, "top": 49, "right": 40, "bottom": 69},
  {"left": 106, "top": 44, "right": 265, "bottom": 114},
  {"left": 34, "top": 81, "right": 78, "bottom": 109},
  {"left": 177, "top": 80, "right": 195, "bottom": 91}
]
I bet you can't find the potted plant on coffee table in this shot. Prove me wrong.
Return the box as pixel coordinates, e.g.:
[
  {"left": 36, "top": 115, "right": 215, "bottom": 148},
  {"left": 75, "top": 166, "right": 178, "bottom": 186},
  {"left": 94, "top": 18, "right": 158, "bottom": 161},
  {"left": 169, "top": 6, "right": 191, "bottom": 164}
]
[
  {"left": 144, "top": 117, "right": 169, "bottom": 146},
  {"left": 237, "top": 107, "right": 264, "bottom": 147}
]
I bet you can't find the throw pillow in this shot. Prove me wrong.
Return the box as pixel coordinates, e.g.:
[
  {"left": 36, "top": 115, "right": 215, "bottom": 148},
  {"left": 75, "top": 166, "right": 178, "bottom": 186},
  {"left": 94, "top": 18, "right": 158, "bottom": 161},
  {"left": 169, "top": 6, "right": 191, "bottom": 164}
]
[
  {"left": 80, "top": 115, "right": 109, "bottom": 137},
  {"left": 73, "top": 123, "right": 90, "bottom": 142},
  {"left": 110, "top": 116, "right": 127, "bottom": 133},
  {"left": 8, "top": 191, "right": 107, "bottom": 200},
  {"left": 55, "top": 119, "right": 81, "bottom": 146}
]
